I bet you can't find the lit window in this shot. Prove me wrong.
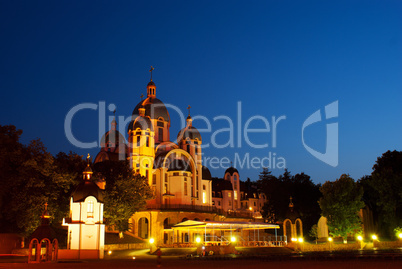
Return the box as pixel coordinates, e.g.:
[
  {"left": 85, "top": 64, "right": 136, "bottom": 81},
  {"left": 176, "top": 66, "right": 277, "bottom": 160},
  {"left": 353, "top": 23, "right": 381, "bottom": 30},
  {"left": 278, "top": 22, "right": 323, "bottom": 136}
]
[
  {"left": 87, "top": 201, "right": 94, "bottom": 218},
  {"left": 203, "top": 192, "right": 206, "bottom": 204},
  {"left": 234, "top": 191, "right": 237, "bottom": 200},
  {"left": 228, "top": 192, "right": 231, "bottom": 198}
]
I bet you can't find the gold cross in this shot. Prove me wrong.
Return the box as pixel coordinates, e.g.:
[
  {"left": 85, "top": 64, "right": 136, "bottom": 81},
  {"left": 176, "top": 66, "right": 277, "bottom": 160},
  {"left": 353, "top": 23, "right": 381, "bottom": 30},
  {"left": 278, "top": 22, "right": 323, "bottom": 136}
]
[
  {"left": 149, "top": 66, "right": 154, "bottom": 81},
  {"left": 44, "top": 202, "right": 48, "bottom": 210},
  {"left": 187, "top": 105, "right": 191, "bottom": 116}
]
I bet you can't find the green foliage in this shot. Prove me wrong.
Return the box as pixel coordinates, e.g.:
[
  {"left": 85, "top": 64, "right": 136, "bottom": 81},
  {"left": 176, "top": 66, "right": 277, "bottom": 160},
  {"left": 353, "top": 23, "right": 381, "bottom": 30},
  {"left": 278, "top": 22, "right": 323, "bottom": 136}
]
[
  {"left": 309, "top": 224, "right": 318, "bottom": 243},
  {"left": 319, "top": 174, "right": 364, "bottom": 240},
  {"left": 93, "top": 161, "right": 154, "bottom": 232}
]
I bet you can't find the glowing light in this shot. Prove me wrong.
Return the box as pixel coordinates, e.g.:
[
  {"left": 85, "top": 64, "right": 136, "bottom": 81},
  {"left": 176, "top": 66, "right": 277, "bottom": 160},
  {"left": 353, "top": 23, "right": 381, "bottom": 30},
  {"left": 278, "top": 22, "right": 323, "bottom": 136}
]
[
  {"left": 149, "top": 238, "right": 155, "bottom": 244},
  {"left": 231, "top": 236, "right": 236, "bottom": 242},
  {"left": 132, "top": 257, "right": 136, "bottom": 260},
  {"left": 357, "top": 235, "right": 363, "bottom": 241},
  {"left": 398, "top": 233, "right": 402, "bottom": 239},
  {"left": 371, "top": 235, "right": 378, "bottom": 240},
  {"left": 298, "top": 237, "right": 303, "bottom": 243},
  {"left": 249, "top": 207, "right": 252, "bottom": 211},
  {"left": 108, "top": 251, "right": 112, "bottom": 255},
  {"left": 291, "top": 238, "right": 296, "bottom": 242},
  {"left": 328, "top": 237, "right": 333, "bottom": 242},
  {"left": 196, "top": 237, "right": 201, "bottom": 243}
]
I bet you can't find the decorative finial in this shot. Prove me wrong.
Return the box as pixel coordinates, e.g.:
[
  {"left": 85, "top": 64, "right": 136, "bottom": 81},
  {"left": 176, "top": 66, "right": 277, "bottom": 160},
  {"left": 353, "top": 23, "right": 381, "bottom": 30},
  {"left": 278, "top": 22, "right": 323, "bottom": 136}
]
[
  {"left": 149, "top": 66, "right": 154, "bottom": 81},
  {"left": 140, "top": 93, "right": 144, "bottom": 101},
  {"left": 113, "top": 109, "right": 116, "bottom": 117},
  {"left": 87, "top": 154, "right": 90, "bottom": 165},
  {"left": 289, "top": 196, "right": 294, "bottom": 207},
  {"left": 230, "top": 161, "right": 233, "bottom": 167},
  {"left": 44, "top": 202, "right": 48, "bottom": 211},
  {"left": 187, "top": 105, "right": 191, "bottom": 116}
]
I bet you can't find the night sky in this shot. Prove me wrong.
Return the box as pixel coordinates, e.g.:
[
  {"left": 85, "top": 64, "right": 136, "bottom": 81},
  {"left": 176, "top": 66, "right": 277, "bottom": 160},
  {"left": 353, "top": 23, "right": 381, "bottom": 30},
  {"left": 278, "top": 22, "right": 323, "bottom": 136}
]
[{"left": 1, "top": 1, "right": 401, "bottom": 184}]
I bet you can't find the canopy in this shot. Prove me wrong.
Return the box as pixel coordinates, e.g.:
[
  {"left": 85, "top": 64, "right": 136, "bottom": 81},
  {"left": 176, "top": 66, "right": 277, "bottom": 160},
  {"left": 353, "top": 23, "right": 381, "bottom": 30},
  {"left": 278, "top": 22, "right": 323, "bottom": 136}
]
[{"left": 172, "top": 220, "right": 279, "bottom": 230}]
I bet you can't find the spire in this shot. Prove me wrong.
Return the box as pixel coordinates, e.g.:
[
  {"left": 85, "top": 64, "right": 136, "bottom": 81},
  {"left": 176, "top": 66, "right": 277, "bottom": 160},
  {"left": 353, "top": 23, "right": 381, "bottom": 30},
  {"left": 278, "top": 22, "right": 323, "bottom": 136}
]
[
  {"left": 149, "top": 66, "right": 154, "bottom": 81},
  {"left": 111, "top": 109, "right": 117, "bottom": 131},
  {"left": 289, "top": 196, "right": 294, "bottom": 208},
  {"left": 147, "top": 66, "right": 156, "bottom": 97},
  {"left": 83, "top": 154, "right": 93, "bottom": 180},
  {"left": 41, "top": 202, "right": 51, "bottom": 225},
  {"left": 186, "top": 105, "right": 192, "bottom": 126}
]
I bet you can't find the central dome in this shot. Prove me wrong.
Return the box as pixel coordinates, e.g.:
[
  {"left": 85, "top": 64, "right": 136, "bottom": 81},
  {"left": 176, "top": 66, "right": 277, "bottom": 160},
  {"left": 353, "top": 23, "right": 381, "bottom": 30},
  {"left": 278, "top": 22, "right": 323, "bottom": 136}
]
[{"left": 132, "top": 97, "right": 170, "bottom": 123}]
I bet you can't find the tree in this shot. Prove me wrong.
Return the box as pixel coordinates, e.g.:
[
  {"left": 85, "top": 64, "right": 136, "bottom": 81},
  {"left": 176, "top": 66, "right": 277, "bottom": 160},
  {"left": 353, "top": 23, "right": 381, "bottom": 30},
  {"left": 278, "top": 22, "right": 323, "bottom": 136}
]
[
  {"left": 309, "top": 224, "right": 318, "bottom": 244},
  {"left": 319, "top": 174, "right": 364, "bottom": 241},
  {"left": 368, "top": 150, "right": 402, "bottom": 237},
  {"left": 0, "top": 125, "right": 85, "bottom": 236},
  {"left": 93, "top": 160, "right": 153, "bottom": 234},
  {"left": 257, "top": 168, "right": 322, "bottom": 235}
]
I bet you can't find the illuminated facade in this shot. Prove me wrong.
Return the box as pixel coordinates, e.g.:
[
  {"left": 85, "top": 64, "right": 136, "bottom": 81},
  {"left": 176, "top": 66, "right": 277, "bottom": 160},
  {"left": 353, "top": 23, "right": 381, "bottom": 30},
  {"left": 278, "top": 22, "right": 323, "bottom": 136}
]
[
  {"left": 63, "top": 163, "right": 105, "bottom": 259},
  {"left": 95, "top": 74, "right": 266, "bottom": 246}
]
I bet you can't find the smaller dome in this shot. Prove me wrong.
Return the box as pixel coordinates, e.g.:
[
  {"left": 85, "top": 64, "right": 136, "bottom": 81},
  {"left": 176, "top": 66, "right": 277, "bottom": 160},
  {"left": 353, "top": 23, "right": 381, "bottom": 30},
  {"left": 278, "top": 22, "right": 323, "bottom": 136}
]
[
  {"left": 100, "top": 130, "right": 126, "bottom": 148},
  {"left": 83, "top": 164, "right": 93, "bottom": 174},
  {"left": 202, "top": 166, "right": 212, "bottom": 180},
  {"left": 147, "top": 81, "right": 155, "bottom": 86},
  {"left": 225, "top": 167, "right": 239, "bottom": 176},
  {"left": 285, "top": 207, "right": 300, "bottom": 222},
  {"left": 128, "top": 115, "right": 154, "bottom": 132},
  {"left": 72, "top": 181, "right": 104, "bottom": 203},
  {"left": 177, "top": 126, "right": 202, "bottom": 142}
]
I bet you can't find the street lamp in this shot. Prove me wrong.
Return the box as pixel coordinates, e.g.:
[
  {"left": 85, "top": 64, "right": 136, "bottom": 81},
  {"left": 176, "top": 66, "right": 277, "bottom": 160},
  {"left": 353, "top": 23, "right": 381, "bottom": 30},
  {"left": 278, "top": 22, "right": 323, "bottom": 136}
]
[
  {"left": 196, "top": 237, "right": 201, "bottom": 244},
  {"left": 371, "top": 234, "right": 378, "bottom": 241},
  {"left": 357, "top": 235, "right": 363, "bottom": 250},
  {"left": 328, "top": 237, "right": 333, "bottom": 252},
  {"left": 231, "top": 236, "right": 236, "bottom": 242},
  {"left": 149, "top": 238, "right": 155, "bottom": 244},
  {"left": 398, "top": 233, "right": 402, "bottom": 239},
  {"left": 297, "top": 237, "right": 304, "bottom": 252}
]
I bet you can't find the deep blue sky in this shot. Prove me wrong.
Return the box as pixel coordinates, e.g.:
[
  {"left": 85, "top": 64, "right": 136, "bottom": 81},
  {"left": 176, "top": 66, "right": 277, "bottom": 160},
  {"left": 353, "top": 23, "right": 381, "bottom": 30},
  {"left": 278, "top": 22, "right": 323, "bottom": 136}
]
[{"left": 1, "top": 1, "right": 401, "bottom": 184}]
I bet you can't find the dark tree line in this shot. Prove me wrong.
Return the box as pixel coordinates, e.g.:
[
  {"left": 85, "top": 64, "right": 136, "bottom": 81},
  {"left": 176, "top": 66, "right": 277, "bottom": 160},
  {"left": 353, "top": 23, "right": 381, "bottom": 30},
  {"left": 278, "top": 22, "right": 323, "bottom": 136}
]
[
  {"left": 257, "top": 168, "right": 322, "bottom": 238},
  {"left": 359, "top": 150, "right": 402, "bottom": 238},
  {"left": 0, "top": 125, "right": 152, "bottom": 238}
]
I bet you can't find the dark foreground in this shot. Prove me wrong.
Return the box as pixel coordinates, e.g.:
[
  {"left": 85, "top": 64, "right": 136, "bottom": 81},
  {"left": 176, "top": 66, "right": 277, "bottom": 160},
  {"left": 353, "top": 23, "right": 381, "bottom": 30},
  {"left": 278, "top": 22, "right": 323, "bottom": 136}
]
[
  {"left": 2, "top": 258, "right": 402, "bottom": 269},
  {"left": 2, "top": 247, "right": 402, "bottom": 269}
]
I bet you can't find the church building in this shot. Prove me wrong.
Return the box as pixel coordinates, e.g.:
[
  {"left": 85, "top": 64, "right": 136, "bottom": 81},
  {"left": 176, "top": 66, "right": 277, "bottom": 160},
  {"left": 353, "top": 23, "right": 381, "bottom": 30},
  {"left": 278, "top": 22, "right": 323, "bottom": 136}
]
[{"left": 94, "top": 69, "right": 268, "bottom": 246}]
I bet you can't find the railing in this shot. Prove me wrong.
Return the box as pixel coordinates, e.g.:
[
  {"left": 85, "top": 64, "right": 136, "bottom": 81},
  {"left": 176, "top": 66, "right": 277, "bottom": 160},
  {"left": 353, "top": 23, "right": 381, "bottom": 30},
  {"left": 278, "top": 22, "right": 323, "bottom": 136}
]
[
  {"left": 146, "top": 204, "right": 255, "bottom": 218},
  {"left": 146, "top": 204, "right": 219, "bottom": 213}
]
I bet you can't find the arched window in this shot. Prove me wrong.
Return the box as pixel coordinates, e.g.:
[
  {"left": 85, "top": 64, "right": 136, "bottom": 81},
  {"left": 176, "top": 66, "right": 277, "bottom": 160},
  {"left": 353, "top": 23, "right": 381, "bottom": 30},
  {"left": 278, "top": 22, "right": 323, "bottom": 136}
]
[
  {"left": 138, "top": 217, "right": 149, "bottom": 239},
  {"left": 163, "top": 218, "right": 169, "bottom": 229}
]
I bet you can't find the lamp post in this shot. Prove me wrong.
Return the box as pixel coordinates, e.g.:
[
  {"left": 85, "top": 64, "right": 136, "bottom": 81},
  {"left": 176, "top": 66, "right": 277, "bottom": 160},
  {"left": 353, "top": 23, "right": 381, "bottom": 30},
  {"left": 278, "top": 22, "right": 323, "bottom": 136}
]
[
  {"left": 328, "top": 237, "right": 333, "bottom": 252},
  {"left": 298, "top": 237, "right": 304, "bottom": 252},
  {"left": 371, "top": 234, "right": 378, "bottom": 249},
  {"left": 357, "top": 235, "right": 363, "bottom": 250}
]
